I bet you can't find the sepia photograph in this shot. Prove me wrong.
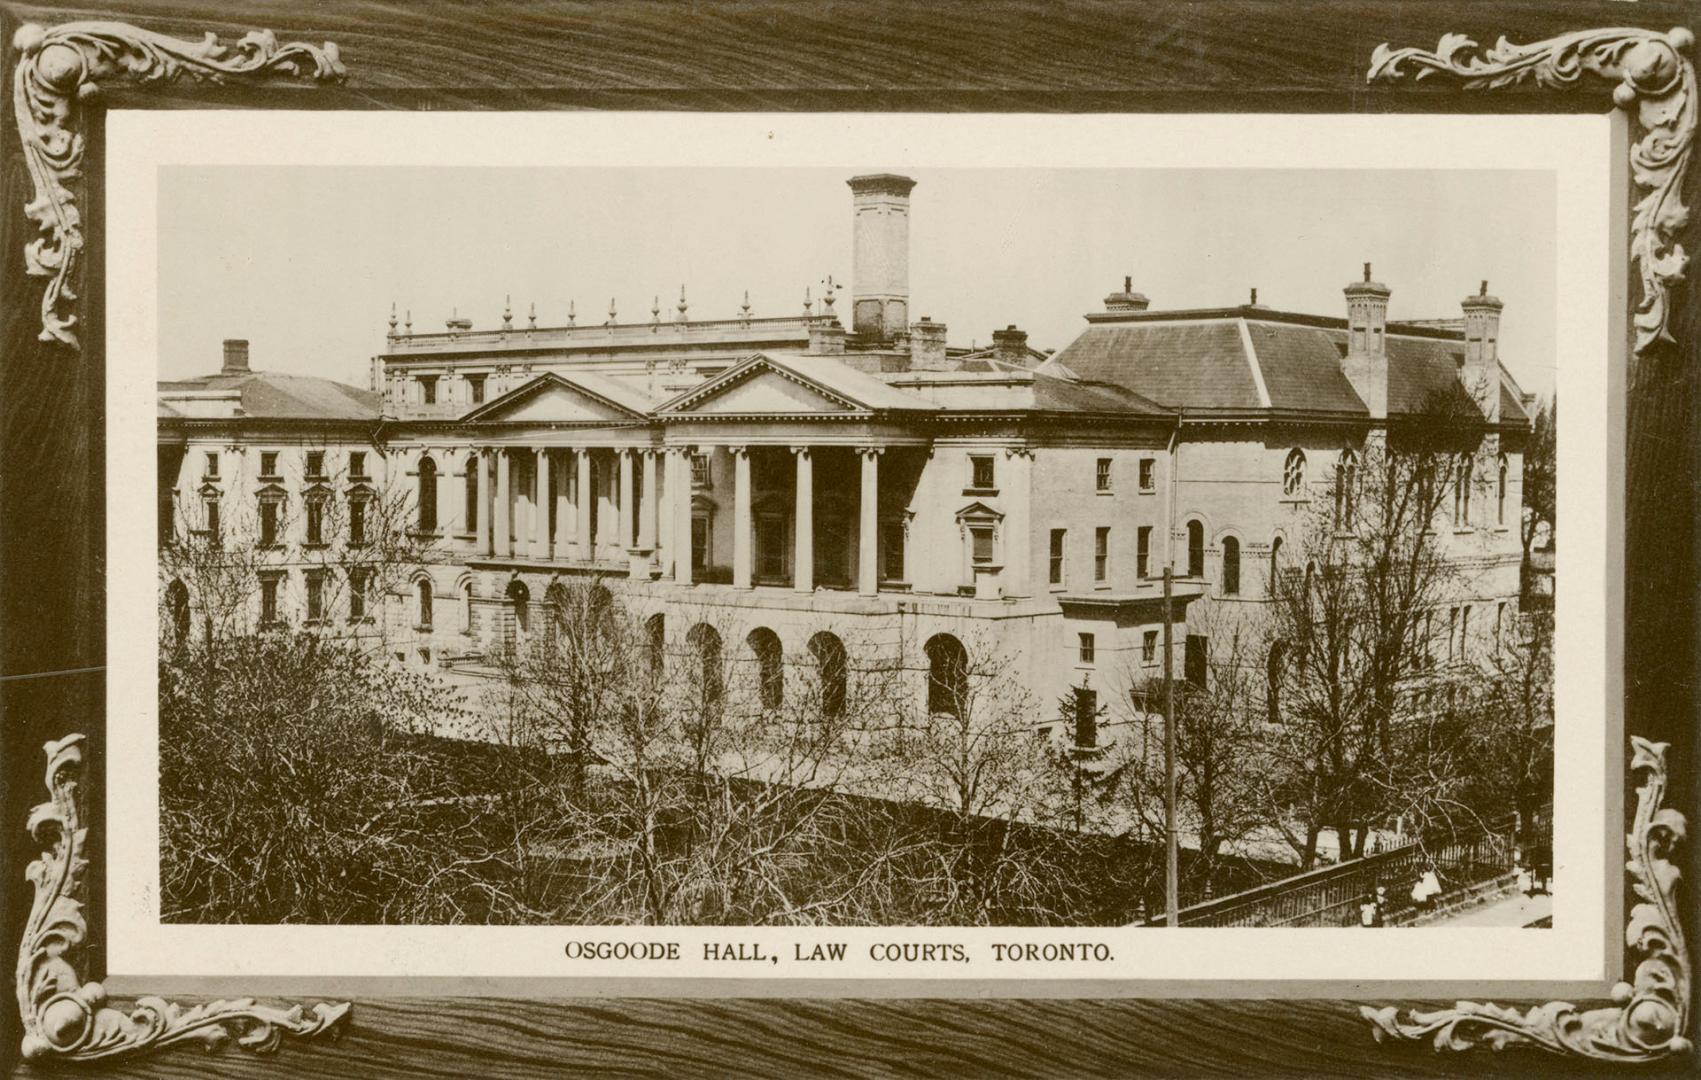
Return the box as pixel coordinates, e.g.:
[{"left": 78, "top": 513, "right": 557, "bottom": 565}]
[{"left": 151, "top": 160, "right": 1557, "bottom": 934}]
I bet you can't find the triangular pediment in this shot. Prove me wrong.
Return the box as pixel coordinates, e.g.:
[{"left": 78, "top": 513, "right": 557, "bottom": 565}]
[
  {"left": 660, "top": 355, "right": 865, "bottom": 417},
  {"left": 955, "top": 500, "right": 1003, "bottom": 522},
  {"left": 462, "top": 373, "right": 649, "bottom": 424}
]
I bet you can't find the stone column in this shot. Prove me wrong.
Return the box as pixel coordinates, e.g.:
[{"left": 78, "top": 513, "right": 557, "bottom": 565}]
[
  {"left": 858, "top": 446, "right": 880, "bottom": 596},
  {"left": 672, "top": 447, "right": 694, "bottom": 585},
  {"left": 532, "top": 449, "right": 551, "bottom": 559},
  {"left": 618, "top": 449, "right": 636, "bottom": 551},
  {"left": 477, "top": 449, "right": 493, "bottom": 555},
  {"left": 494, "top": 448, "right": 511, "bottom": 557},
  {"left": 554, "top": 450, "right": 573, "bottom": 556},
  {"left": 657, "top": 449, "right": 674, "bottom": 578},
  {"left": 732, "top": 446, "right": 753, "bottom": 589},
  {"left": 792, "top": 446, "right": 813, "bottom": 593},
  {"left": 576, "top": 450, "right": 594, "bottom": 561},
  {"left": 640, "top": 450, "right": 659, "bottom": 549}
]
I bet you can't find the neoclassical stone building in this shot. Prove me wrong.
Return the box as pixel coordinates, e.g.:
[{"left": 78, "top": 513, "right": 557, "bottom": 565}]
[{"left": 158, "top": 173, "right": 1535, "bottom": 745}]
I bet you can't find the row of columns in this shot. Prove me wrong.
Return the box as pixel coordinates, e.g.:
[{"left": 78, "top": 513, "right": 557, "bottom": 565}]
[{"left": 467, "top": 443, "right": 883, "bottom": 597}]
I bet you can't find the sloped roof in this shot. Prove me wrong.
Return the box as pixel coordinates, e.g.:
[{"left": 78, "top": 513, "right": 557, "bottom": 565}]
[
  {"left": 884, "top": 371, "right": 1171, "bottom": 417},
  {"left": 1048, "top": 312, "right": 1532, "bottom": 423},
  {"left": 158, "top": 371, "right": 380, "bottom": 420}
]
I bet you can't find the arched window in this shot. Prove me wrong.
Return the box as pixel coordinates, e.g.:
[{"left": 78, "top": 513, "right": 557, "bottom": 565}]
[
  {"left": 505, "top": 579, "right": 529, "bottom": 645},
  {"left": 416, "top": 577, "right": 433, "bottom": 629},
  {"left": 925, "top": 634, "right": 970, "bottom": 718},
  {"left": 459, "top": 579, "right": 473, "bottom": 634},
  {"left": 1187, "top": 520, "right": 1205, "bottom": 578},
  {"left": 165, "top": 579, "right": 190, "bottom": 648},
  {"left": 686, "top": 623, "right": 724, "bottom": 713},
  {"left": 808, "top": 631, "right": 848, "bottom": 721},
  {"left": 747, "top": 627, "right": 784, "bottom": 710},
  {"left": 1221, "top": 536, "right": 1240, "bottom": 596},
  {"left": 1497, "top": 453, "right": 1509, "bottom": 526},
  {"left": 417, "top": 456, "right": 438, "bottom": 532},
  {"left": 465, "top": 453, "right": 480, "bottom": 532},
  {"left": 645, "top": 614, "right": 666, "bottom": 678},
  {"left": 1269, "top": 536, "right": 1283, "bottom": 596},
  {"left": 544, "top": 582, "right": 568, "bottom": 631},
  {"left": 1334, "top": 449, "right": 1359, "bottom": 528},
  {"left": 1282, "top": 448, "right": 1307, "bottom": 497}
]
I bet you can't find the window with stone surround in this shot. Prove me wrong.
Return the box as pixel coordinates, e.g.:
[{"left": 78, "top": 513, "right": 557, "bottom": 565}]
[
  {"left": 1049, "top": 528, "right": 1066, "bottom": 586},
  {"left": 1282, "top": 448, "right": 1306, "bottom": 498},
  {"left": 1139, "top": 457, "right": 1155, "bottom": 492},
  {"left": 968, "top": 455, "right": 996, "bottom": 492}
]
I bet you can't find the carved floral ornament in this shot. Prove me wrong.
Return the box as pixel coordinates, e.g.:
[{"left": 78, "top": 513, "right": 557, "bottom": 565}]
[{"left": 2, "top": 12, "right": 1695, "bottom": 1071}]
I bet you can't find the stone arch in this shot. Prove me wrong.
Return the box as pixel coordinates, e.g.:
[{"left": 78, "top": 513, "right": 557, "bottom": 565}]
[
  {"left": 746, "top": 627, "right": 784, "bottom": 711},
  {"left": 808, "top": 631, "right": 848, "bottom": 721},
  {"left": 924, "top": 633, "right": 969, "bottom": 718}
]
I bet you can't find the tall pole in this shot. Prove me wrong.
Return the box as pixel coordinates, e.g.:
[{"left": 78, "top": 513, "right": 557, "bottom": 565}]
[{"left": 1163, "top": 564, "right": 1179, "bottom": 927}]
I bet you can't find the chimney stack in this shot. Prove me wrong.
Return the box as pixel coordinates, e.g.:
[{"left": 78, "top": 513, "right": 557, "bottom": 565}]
[
  {"left": 1103, "top": 275, "right": 1151, "bottom": 313},
  {"left": 991, "top": 324, "right": 1031, "bottom": 366},
  {"left": 908, "top": 316, "right": 949, "bottom": 370},
  {"left": 1341, "top": 263, "right": 1391, "bottom": 419},
  {"left": 847, "top": 173, "right": 917, "bottom": 341},
  {"left": 1461, "top": 281, "right": 1504, "bottom": 422},
  {"left": 222, "top": 338, "right": 250, "bottom": 374}
]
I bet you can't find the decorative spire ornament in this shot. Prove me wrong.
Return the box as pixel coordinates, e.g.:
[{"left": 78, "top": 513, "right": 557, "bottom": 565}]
[
  {"left": 740, "top": 290, "right": 752, "bottom": 323},
  {"left": 651, "top": 295, "right": 662, "bottom": 325},
  {"left": 608, "top": 297, "right": 618, "bottom": 326},
  {"left": 822, "top": 274, "right": 836, "bottom": 316},
  {"left": 567, "top": 299, "right": 577, "bottom": 327},
  {"left": 503, "top": 294, "right": 513, "bottom": 330},
  {"left": 803, "top": 286, "right": 813, "bottom": 317},
  {"left": 528, "top": 301, "right": 536, "bottom": 329},
  {"left": 387, "top": 301, "right": 398, "bottom": 336},
  {"left": 404, "top": 308, "right": 412, "bottom": 335},
  {"left": 676, "top": 284, "right": 688, "bottom": 322}
]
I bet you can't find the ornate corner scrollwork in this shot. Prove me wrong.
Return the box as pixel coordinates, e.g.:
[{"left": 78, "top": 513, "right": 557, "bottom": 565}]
[
  {"left": 17, "top": 734, "right": 351, "bottom": 1062},
  {"left": 1369, "top": 26, "right": 1695, "bottom": 356},
  {"left": 1361, "top": 736, "right": 1689, "bottom": 1061},
  {"left": 10, "top": 20, "right": 346, "bottom": 348}
]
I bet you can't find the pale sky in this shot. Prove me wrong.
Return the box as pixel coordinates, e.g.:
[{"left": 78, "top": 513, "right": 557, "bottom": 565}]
[{"left": 158, "top": 166, "right": 1556, "bottom": 399}]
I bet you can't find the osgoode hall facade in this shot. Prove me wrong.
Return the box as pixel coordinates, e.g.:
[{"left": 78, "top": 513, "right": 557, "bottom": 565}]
[{"left": 158, "top": 173, "right": 1535, "bottom": 747}]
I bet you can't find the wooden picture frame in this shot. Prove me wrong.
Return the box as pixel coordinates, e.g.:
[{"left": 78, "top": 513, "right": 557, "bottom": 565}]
[{"left": 2, "top": 1, "right": 1693, "bottom": 1075}]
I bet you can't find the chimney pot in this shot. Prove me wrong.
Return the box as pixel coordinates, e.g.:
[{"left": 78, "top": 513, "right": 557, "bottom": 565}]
[{"left": 221, "top": 338, "right": 250, "bottom": 374}]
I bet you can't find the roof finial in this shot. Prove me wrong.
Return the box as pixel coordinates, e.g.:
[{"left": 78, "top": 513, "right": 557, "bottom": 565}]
[
  {"left": 404, "top": 308, "right": 412, "bottom": 335},
  {"left": 803, "top": 285, "right": 813, "bottom": 317},
  {"left": 651, "top": 295, "right": 662, "bottom": 324},
  {"left": 1363, "top": 262, "right": 1372, "bottom": 283},
  {"left": 567, "top": 299, "right": 577, "bottom": 327},
  {"left": 677, "top": 284, "right": 688, "bottom": 322},
  {"left": 741, "top": 290, "right": 752, "bottom": 321},
  {"left": 823, "top": 274, "right": 836, "bottom": 315},
  {"left": 608, "top": 297, "right": 618, "bottom": 326},
  {"left": 503, "top": 294, "right": 513, "bottom": 329},
  {"left": 1480, "top": 279, "right": 1489, "bottom": 297},
  {"left": 528, "top": 301, "right": 536, "bottom": 329},
  {"left": 1123, "top": 274, "right": 1132, "bottom": 293},
  {"left": 387, "top": 301, "right": 398, "bottom": 336},
  {"left": 1249, "top": 287, "right": 1258, "bottom": 306}
]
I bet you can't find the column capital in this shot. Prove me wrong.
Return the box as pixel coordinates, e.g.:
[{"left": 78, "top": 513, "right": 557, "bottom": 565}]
[
  {"left": 1002, "top": 445, "right": 1036, "bottom": 460},
  {"left": 789, "top": 445, "right": 813, "bottom": 457},
  {"left": 857, "top": 445, "right": 886, "bottom": 459},
  {"left": 728, "top": 444, "right": 750, "bottom": 459}
]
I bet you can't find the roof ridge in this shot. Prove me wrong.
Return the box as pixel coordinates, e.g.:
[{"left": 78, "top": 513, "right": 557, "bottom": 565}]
[{"left": 1235, "top": 317, "right": 1273, "bottom": 409}]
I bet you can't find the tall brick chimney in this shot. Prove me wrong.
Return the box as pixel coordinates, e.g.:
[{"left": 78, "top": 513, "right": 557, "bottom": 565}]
[
  {"left": 1461, "top": 281, "right": 1503, "bottom": 422},
  {"left": 992, "top": 324, "right": 1031, "bottom": 366},
  {"left": 1341, "top": 263, "right": 1390, "bottom": 419},
  {"left": 222, "top": 338, "right": 250, "bottom": 374},
  {"left": 847, "top": 174, "right": 916, "bottom": 341}
]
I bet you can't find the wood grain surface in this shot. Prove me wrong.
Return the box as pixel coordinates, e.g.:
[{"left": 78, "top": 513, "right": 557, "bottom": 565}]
[{"left": 2, "top": 1, "right": 1696, "bottom": 1077}]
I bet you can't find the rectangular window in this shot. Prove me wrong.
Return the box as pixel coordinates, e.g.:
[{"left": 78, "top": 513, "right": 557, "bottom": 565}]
[
  {"left": 468, "top": 375, "right": 486, "bottom": 404},
  {"left": 259, "top": 575, "right": 281, "bottom": 626},
  {"left": 691, "top": 453, "right": 711, "bottom": 488},
  {"left": 259, "top": 451, "right": 279, "bottom": 477},
  {"left": 1448, "top": 607, "right": 1461, "bottom": 662},
  {"left": 349, "top": 497, "right": 366, "bottom": 545},
  {"left": 1496, "top": 601, "right": 1507, "bottom": 654},
  {"left": 1139, "top": 458, "right": 1155, "bottom": 492},
  {"left": 305, "top": 572, "right": 324, "bottom": 622},
  {"left": 969, "top": 525, "right": 994, "bottom": 565},
  {"left": 420, "top": 376, "right": 437, "bottom": 405},
  {"left": 1078, "top": 632, "right": 1095, "bottom": 665},
  {"left": 969, "top": 455, "right": 995, "bottom": 491},
  {"left": 756, "top": 516, "right": 784, "bottom": 579},
  {"left": 881, "top": 521, "right": 906, "bottom": 581},
  {"left": 1185, "top": 634, "right": 1208, "bottom": 688},
  {"left": 1049, "top": 528, "right": 1066, "bottom": 586},
  {"left": 305, "top": 450, "right": 325, "bottom": 478},
  {"left": 203, "top": 451, "right": 219, "bottom": 479},
  {"left": 349, "top": 451, "right": 367, "bottom": 478},
  {"left": 204, "top": 497, "right": 220, "bottom": 538},
  {"left": 1137, "top": 526, "right": 1152, "bottom": 578},
  {"left": 1142, "top": 630, "right": 1158, "bottom": 664},
  {"left": 348, "top": 570, "right": 368, "bottom": 620},
  {"left": 1460, "top": 605, "right": 1472, "bottom": 662},
  {"left": 691, "top": 516, "right": 709, "bottom": 571},
  {"left": 1095, "top": 457, "right": 1112, "bottom": 492},
  {"left": 1073, "top": 686, "right": 1098, "bottom": 749},
  {"left": 1094, "top": 527, "right": 1110, "bottom": 581},
  {"left": 258, "top": 499, "right": 279, "bottom": 547},
  {"left": 305, "top": 498, "right": 324, "bottom": 545}
]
